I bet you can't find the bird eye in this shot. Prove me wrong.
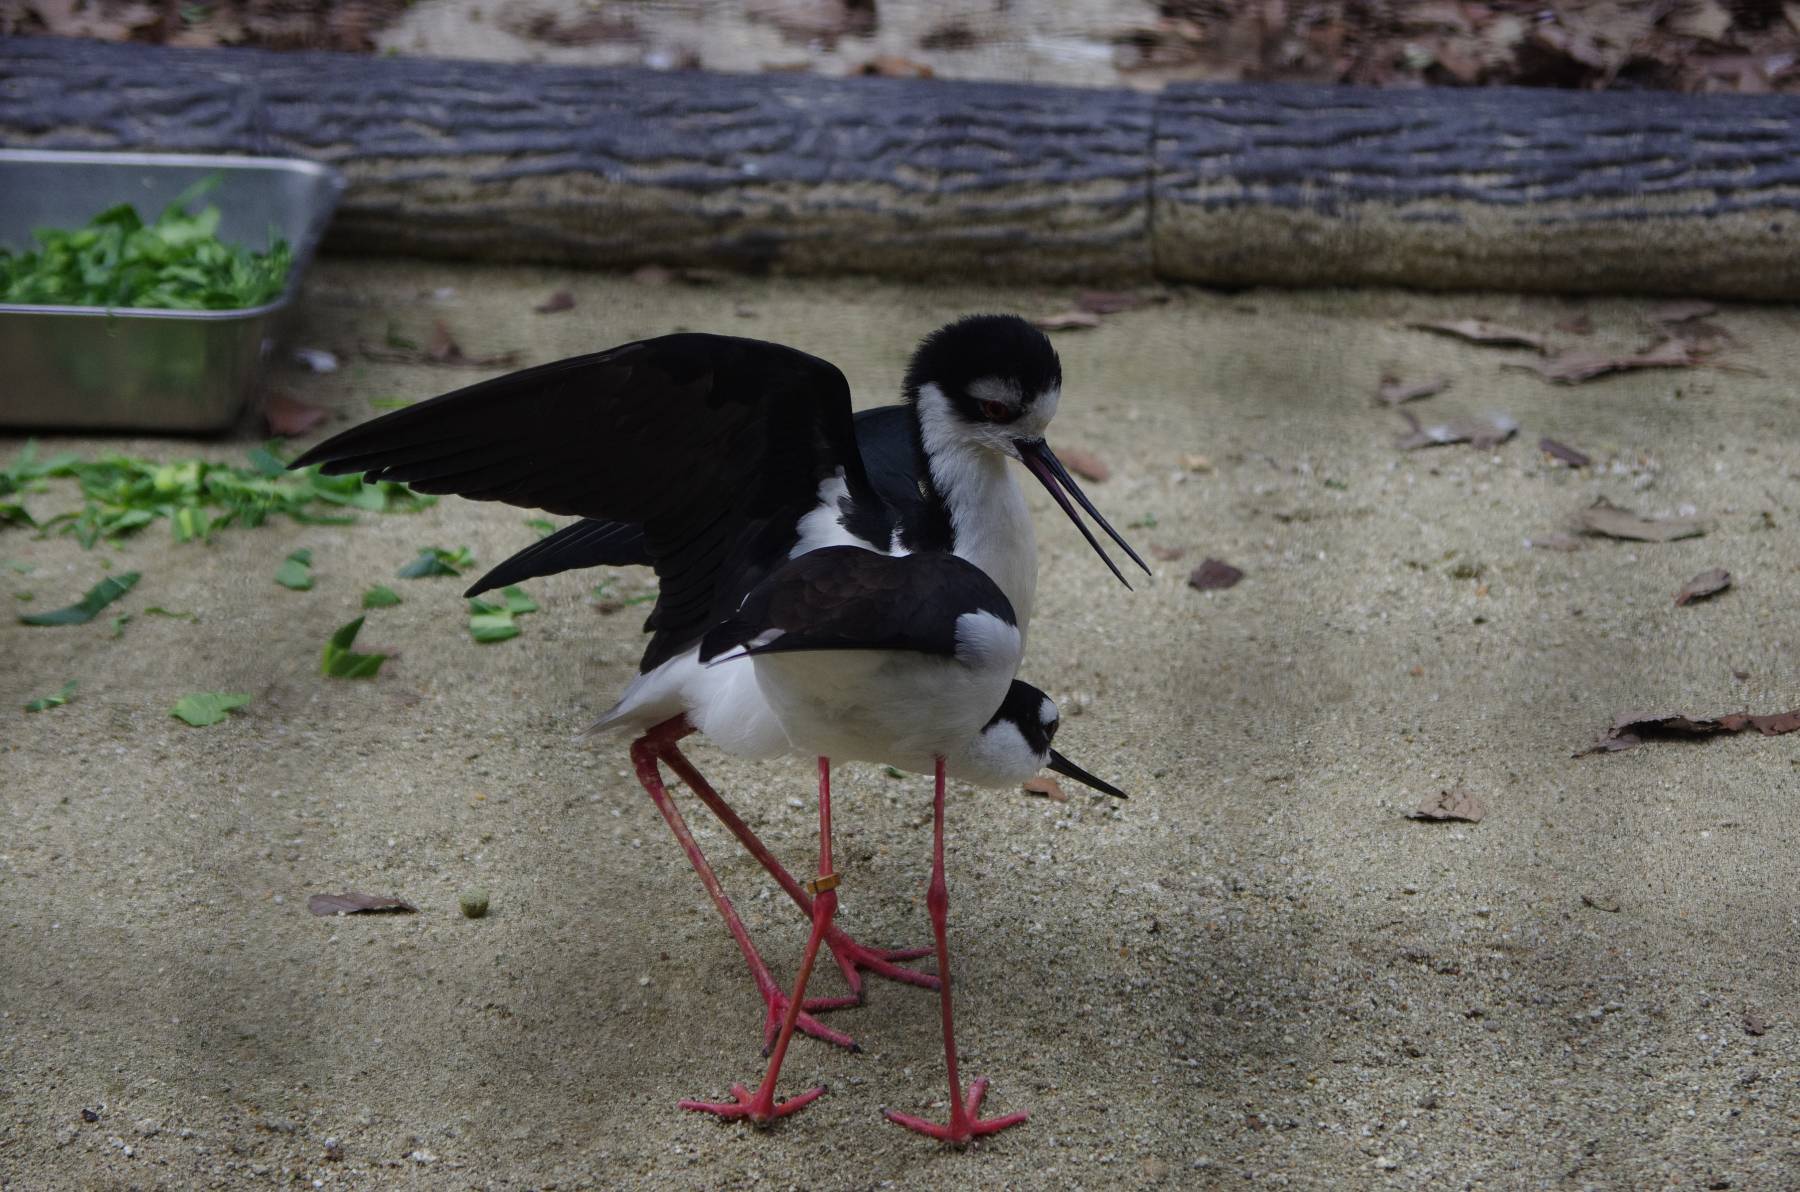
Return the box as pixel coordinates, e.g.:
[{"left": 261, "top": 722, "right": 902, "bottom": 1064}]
[{"left": 980, "top": 399, "right": 1011, "bottom": 422}]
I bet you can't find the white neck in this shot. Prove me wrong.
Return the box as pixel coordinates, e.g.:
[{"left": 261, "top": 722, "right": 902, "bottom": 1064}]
[{"left": 916, "top": 385, "right": 1038, "bottom": 636}]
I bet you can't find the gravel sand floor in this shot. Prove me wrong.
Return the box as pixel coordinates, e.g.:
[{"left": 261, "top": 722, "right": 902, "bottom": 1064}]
[{"left": 4, "top": 263, "right": 1798, "bottom": 1189}]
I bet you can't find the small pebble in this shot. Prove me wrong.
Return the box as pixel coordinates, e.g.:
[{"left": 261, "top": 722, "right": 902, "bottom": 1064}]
[{"left": 459, "top": 889, "right": 490, "bottom": 919}]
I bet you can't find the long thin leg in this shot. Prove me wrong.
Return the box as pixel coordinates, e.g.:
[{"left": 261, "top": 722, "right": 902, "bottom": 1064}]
[
  {"left": 681, "top": 757, "right": 839, "bottom": 1124},
  {"left": 661, "top": 744, "right": 938, "bottom": 997},
  {"left": 883, "top": 757, "right": 1029, "bottom": 1145},
  {"left": 631, "top": 720, "right": 855, "bottom": 1053}
]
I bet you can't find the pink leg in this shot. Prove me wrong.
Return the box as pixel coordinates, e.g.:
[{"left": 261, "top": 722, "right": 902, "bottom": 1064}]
[
  {"left": 883, "top": 757, "right": 1029, "bottom": 1145},
  {"left": 661, "top": 744, "right": 938, "bottom": 998},
  {"left": 682, "top": 757, "right": 840, "bottom": 1124},
  {"left": 632, "top": 719, "right": 856, "bottom": 1054}
]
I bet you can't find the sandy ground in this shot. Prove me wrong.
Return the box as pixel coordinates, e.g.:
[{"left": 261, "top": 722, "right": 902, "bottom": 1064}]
[{"left": 3, "top": 264, "right": 1799, "bottom": 1190}]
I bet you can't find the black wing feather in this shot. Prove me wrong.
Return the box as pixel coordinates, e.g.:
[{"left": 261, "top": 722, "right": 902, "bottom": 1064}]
[
  {"left": 292, "top": 334, "right": 879, "bottom": 670},
  {"left": 462, "top": 519, "right": 650, "bottom": 598}
]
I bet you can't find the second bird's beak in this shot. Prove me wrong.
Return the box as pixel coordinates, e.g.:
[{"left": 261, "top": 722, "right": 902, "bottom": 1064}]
[
  {"left": 1014, "top": 437, "right": 1151, "bottom": 589},
  {"left": 1047, "top": 748, "right": 1129, "bottom": 800}
]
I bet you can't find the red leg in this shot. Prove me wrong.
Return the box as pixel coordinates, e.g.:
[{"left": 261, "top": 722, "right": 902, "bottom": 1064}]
[
  {"left": 883, "top": 757, "right": 1029, "bottom": 1145},
  {"left": 682, "top": 757, "right": 840, "bottom": 1124},
  {"left": 632, "top": 719, "right": 856, "bottom": 1054},
  {"left": 662, "top": 744, "right": 938, "bottom": 997}
]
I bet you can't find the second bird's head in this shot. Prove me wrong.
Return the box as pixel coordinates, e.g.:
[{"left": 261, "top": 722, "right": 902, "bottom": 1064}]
[{"left": 961, "top": 680, "right": 1128, "bottom": 799}]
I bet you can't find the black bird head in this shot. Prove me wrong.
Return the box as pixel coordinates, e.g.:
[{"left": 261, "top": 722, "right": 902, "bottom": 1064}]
[
  {"left": 964, "top": 680, "right": 1128, "bottom": 798},
  {"left": 904, "top": 314, "right": 1150, "bottom": 588}
]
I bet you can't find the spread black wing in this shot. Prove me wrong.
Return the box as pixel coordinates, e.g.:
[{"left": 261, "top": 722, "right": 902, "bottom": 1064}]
[
  {"left": 291, "top": 334, "right": 884, "bottom": 671},
  {"left": 462, "top": 403, "right": 945, "bottom": 597},
  {"left": 699, "top": 546, "right": 1014, "bottom": 663}
]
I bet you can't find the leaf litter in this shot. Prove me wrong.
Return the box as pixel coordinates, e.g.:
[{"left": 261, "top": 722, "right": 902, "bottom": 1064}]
[
  {"left": 18, "top": 571, "right": 140, "bottom": 626},
  {"left": 1406, "top": 319, "right": 1547, "bottom": 352},
  {"left": 1395, "top": 411, "right": 1518, "bottom": 451},
  {"left": 1673, "top": 568, "right": 1731, "bottom": 606},
  {"left": 1576, "top": 709, "right": 1800, "bottom": 756},
  {"left": 1406, "top": 789, "right": 1486, "bottom": 824},
  {"left": 1377, "top": 374, "right": 1449, "bottom": 406},
  {"left": 1188, "top": 558, "right": 1244, "bottom": 591},
  {"left": 1577, "top": 498, "right": 1706, "bottom": 542},
  {"left": 1511, "top": 336, "right": 1711, "bottom": 385},
  {"left": 307, "top": 893, "right": 417, "bottom": 916},
  {"left": 1538, "top": 438, "right": 1590, "bottom": 467}
]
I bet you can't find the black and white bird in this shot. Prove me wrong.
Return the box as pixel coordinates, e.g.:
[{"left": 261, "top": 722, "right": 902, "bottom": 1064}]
[{"left": 291, "top": 315, "right": 1138, "bottom": 1138}]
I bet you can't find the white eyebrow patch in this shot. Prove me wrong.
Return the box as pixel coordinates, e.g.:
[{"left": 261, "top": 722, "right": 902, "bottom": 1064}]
[{"left": 968, "top": 376, "right": 1023, "bottom": 406}]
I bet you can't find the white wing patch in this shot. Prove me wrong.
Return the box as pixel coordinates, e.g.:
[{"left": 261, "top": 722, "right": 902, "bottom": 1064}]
[
  {"left": 788, "top": 468, "right": 873, "bottom": 557},
  {"left": 952, "top": 610, "right": 1023, "bottom": 672}
]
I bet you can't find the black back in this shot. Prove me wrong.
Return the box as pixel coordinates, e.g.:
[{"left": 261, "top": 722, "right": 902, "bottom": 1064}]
[
  {"left": 699, "top": 546, "right": 1015, "bottom": 663},
  {"left": 291, "top": 334, "right": 886, "bottom": 671}
]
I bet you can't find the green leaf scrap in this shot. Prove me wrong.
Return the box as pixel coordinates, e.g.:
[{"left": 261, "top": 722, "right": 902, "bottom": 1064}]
[
  {"left": 467, "top": 596, "right": 521, "bottom": 644},
  {"left": 525, "top": 518, "right": 555, "bottom": 538},
  {"left": 398, "top": 545, "right": 473, "bottom": 579},
  {"left": 19, "top": 571, "right": 140, "bottom": 626},
  {"left": 274, "top": 547, "right": 314, "bottom": 590},
  {"left": 321, "top": 616, "right": 388, "bottom": 679},
  {"left": 361, "top": 585, "right": 402, "bottom": 609},
  {"left": 24, "top": 680, "right": 78, "bottom": 713},
  {"left": 500, "top": 585, "right": 538, "bottom": 615},
  {"left": 171, "top": 691, "right": 250, "bottom": 726}
]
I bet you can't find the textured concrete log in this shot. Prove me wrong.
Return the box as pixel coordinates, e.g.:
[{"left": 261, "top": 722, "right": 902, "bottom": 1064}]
[
  {"left": 8, "top": 38, "right": 1800, "bottom": 296},
  {"left": 1154, "top": 83, "right": 1800, "bottom": 299},
  {"left": 0, "top": 38, "right": 1153, "bottom": 282}
]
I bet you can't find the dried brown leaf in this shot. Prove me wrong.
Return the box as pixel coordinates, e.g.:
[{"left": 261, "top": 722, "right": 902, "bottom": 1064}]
[
  {"left": 1031, "top": 310, "right": 1102, "bottom": 332},
  {"left": 1396, "top": 411, "right": 1519, "bottom": 451},
  {"left": 1538, "top": 437, "right": 1591, "bottom": 467},
  {"left": 533, "top": 290, "right": 576, "bottom": 314},
  {"left": 1516, "top": 337, "right": 1705, "bottom": 385},
  {"left": 1743, "top": 1007, "right": 1770, "bottom": 1037},
  {"left": 1577, "top": 498, "right": 1706, "bottom": 542},
  {"left": 1407, "top": 788, "right": 1486, "bottom": 823},
  {"left": 1674, "top": 568, "right": 1731, "bottom": 606},
  {"left": 1407, "top": 319, "right": 1547, "bottom": 352},
  {"left": 1555, "top": 314, "right": 1593, "bottom": 336},
  {"left": 1580, "top": 893, "right": 1622, "bottom": 913},
  {"left": 307, "top": 893, "right": 417, "bottom": 916},
  {"left": 1058, "top": 447, "right": 1110, "bottom": 483},
  {"left": 1649, "top": 299, "right": 1718, "bottom": 326},
  {"left": 1075, "top": 290, "right": 1157, "bottom": 316},
  {"left": 1022, "top": 776, "right": 1069, "bottom": 802},
  {"left": 1150, "top": 544, "right": 1186, "bottom": 562},
  {"left": 264, "top": 393, "right": 329, "bottom": 437},
  {"left": 1575, "top": 707, "right": 1800, "bottom": 756},
  {"left": 1188, "top": 558, "right": 1244, "bottom": 590},
  {"left": 1377, "top": 374, "right": 1449, "bottom": 406}
]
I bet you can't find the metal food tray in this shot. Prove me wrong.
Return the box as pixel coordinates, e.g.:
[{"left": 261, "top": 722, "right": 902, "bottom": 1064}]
[{"left": 0, "top": 150, "right": 345, "bottom": 433}]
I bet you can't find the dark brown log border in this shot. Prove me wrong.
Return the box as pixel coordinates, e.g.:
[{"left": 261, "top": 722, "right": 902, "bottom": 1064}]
[{"left": 6, "top": 37, "right": 1799, "bottom": 297}]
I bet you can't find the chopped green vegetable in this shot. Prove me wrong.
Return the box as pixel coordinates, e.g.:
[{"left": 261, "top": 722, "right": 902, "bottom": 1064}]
[
  {"left": 399, "top": 545, "right": 473, "bottom": 579},
  {"left": 0, "top": 441, "right": 433, "bottom": 549},
  {"left": 274, "top": 548, "right": 314, "bottom": 591},
  {"left": 24, "top": 680, "right": 78, "bottom": 713},
  {"left": 500, "top": 585, "right": 538, "bottom": 615},
  {"left": 0, "top": 190, "right": 293, "bottom": 311},
  {"left": 525, "top": 518, "right": 555, "bottom": 538},
  {"left": 1, "top": 502, "right": 33, "bottom": 528},
  {"left": 19, "top": 571, "right": 140, "bottom": 626},
  {"left": 1126, "top": 512, "right": 1158, "bottom": 530},
  {"left": 171, "top": 691, "right": 250, "bottom": 726},
  {"left": 321, "top": 616, "right": 388, "bottom": 679},
  {"left": 883, "top": 765, "right": 906, "bottom": 779},
  {"left": 368, "top": 396, "right": 415, "bottom": 411},
  {"left": 13, "top": 591, "right": 31, "bottom": 601},
  {"left": 361, "top": 585, "right": 402, "bottom": 609},
  {"left": 144, "top": 606, "right": 197, "bottom": 621},
  {"left": 467, "top": 597, "right": 521, "bottom": 644},
  {"left": 109, "top": 614, "right": 130, "bottom": 638}
]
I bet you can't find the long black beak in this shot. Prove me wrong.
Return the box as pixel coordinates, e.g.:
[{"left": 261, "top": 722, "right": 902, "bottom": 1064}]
[
  {"left": 1015, "top": 438, "right": 1151, "bottom": 589},
  {"left": 1047, "top": 748, "right": 1129, "bottom": 800}
]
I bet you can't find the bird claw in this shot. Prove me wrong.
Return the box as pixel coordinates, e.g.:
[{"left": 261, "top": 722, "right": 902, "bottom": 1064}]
[
  {"left": 761, "top": 987, "right": 860, "bottom": 1053},
  {"left": 824, "top": 926, "right": 940, "bottom": 996},
  {"left": 681, "top": 1081, "right": 827, "bottom": 1125},
  {"left": 882, "top": 1078, "right": 1028, "bottom": 1145}
]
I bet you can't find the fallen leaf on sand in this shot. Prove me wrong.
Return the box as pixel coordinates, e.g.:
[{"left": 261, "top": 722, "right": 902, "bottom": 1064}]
[
  {"left": 1743, "top": 1007, "right": 1769, "bottom": 1037},
  {"left": 1032, "top": 310, "right": 1101, "bottom": 332},
  {"left": 1150, "top": 544, "right": 1186, "bottom": 562},
  {"left": 1059, "top": 448, "right": 1110, "bottom": 482},
  {"left": 1555, "top": 314, "right": 1593, "bottom": 336},
  {"left": 1188, "top": 558, "right": 1243, "bottom": 590},
  {"left": 1526, "top": 533, "right": 1583, "bottom": 552},
  {"left": 1377, "top": 374, "right": 1449, "bottom": 406},
  {"left": 264, "top": 393, "right": 328, "bottom": 437},
  {"left": 360, "top": 321, "right": 520, "bottom": 368},
  {"left": 1076, "top": 290, "right": 1160, "bottom": 316},
  {"left": 1674, "top": 568, "right": 1731, "bottom": 606},
  {"left": 1575, "top": 708, "right": 1800, "bottom": 756},
  {"left": 1396, "top": 411, "right": 1518, "bottom": 451},
  {"left": 1407, "top": 788, "right": 1486, "bottom": 823},
  {"left": 1577, "top": 498, "right": 1706, "bottom": 542},
  {"left": 1513, "top": 337, "right": 1705, "bottom": 385},
  {"left": 1649, "top": 300, "right": 1717, "bottom": 326},
  {"left": 533, "top": 290, "right": 576, "bottom": 314},
  {"left": 307, "top": 893, "right": 418, "bottom": 916},
  {"left": 1581, "top": 893, "right": 1621, "bottom": 913},
  {"left": 1407, "top": 319, "right": 1548, "bottom": 352},
  {"left": 1538, "top": 437, "right": 1591, "bottom": 467},
  {"left": 1022, "top": 776, "right": 1069, "bottom": 802}
]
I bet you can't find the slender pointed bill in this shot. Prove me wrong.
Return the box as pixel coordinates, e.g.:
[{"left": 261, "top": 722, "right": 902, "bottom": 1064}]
[
  {"left": 1014, "top": 439, "right": 1151, "bottom": 588},
  {"left": 1047, "top": 748, "right": 1128, "bottom": 800}
]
